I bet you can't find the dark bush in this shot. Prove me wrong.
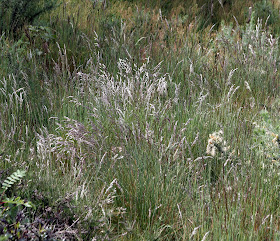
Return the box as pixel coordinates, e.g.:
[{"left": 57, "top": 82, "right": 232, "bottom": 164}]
[
  {"left": 253, "top": 0, "right": 280, "bottom": 28},
  {"left": 0, "top": 0, "right": 57, "bottom": 37}
]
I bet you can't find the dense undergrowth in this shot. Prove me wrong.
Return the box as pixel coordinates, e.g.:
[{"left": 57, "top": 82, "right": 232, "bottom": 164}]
[{"left": 0, "top": 0, "right": 280, "bottom": 240}]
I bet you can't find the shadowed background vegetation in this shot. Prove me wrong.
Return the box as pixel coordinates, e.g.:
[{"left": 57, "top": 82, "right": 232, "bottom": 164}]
[{"left": 0, "top": 0, "right": 280, "bottom": 240}]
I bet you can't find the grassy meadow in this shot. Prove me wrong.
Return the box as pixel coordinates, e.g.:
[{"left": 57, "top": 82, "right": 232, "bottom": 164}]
[{"left": 0, "top": 0, "right": 280, "bottom": 240}]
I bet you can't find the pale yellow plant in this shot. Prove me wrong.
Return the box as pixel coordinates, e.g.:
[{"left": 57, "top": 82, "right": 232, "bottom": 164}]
[{"left": 206, "top": 130, "right": 229, "bottom": 157}]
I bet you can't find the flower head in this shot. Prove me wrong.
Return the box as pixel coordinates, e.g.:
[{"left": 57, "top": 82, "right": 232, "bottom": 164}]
[{"left": 206, "top": 130, "right": 229, "bottom": 156}]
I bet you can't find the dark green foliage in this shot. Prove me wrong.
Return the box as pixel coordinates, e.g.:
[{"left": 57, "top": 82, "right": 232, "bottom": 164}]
[
  {"left": 254, "top": 0, "right": 279, "bottom": 24},
  {"left": 0, "top": 0, "right": 57, "bottom": 37},
  {"left": 0, "top": 169, "right": 77, "bottom": 239},
  {"left": 0, "top": 170, "right": 34, "bottom": 240},
  {"left": 252, "top": 0, "right": 280, "bottom": 33}
]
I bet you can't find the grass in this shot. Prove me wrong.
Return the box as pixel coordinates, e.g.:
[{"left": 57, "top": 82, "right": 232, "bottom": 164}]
[{"left": 0, "top": 0, "right": 280, "bottom": 240}]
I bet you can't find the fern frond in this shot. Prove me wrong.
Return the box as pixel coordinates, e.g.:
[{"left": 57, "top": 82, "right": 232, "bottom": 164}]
[
  {"left": 3, "top": 196, "right": 34, "bottom": 208},
  {"left": 1, "top": 170, "right": 26, "bottom": 191}
]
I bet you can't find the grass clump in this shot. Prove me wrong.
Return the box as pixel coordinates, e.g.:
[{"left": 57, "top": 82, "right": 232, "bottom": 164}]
[{"left": 0, "top": 0, "right": 280, "bottom": 240}]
